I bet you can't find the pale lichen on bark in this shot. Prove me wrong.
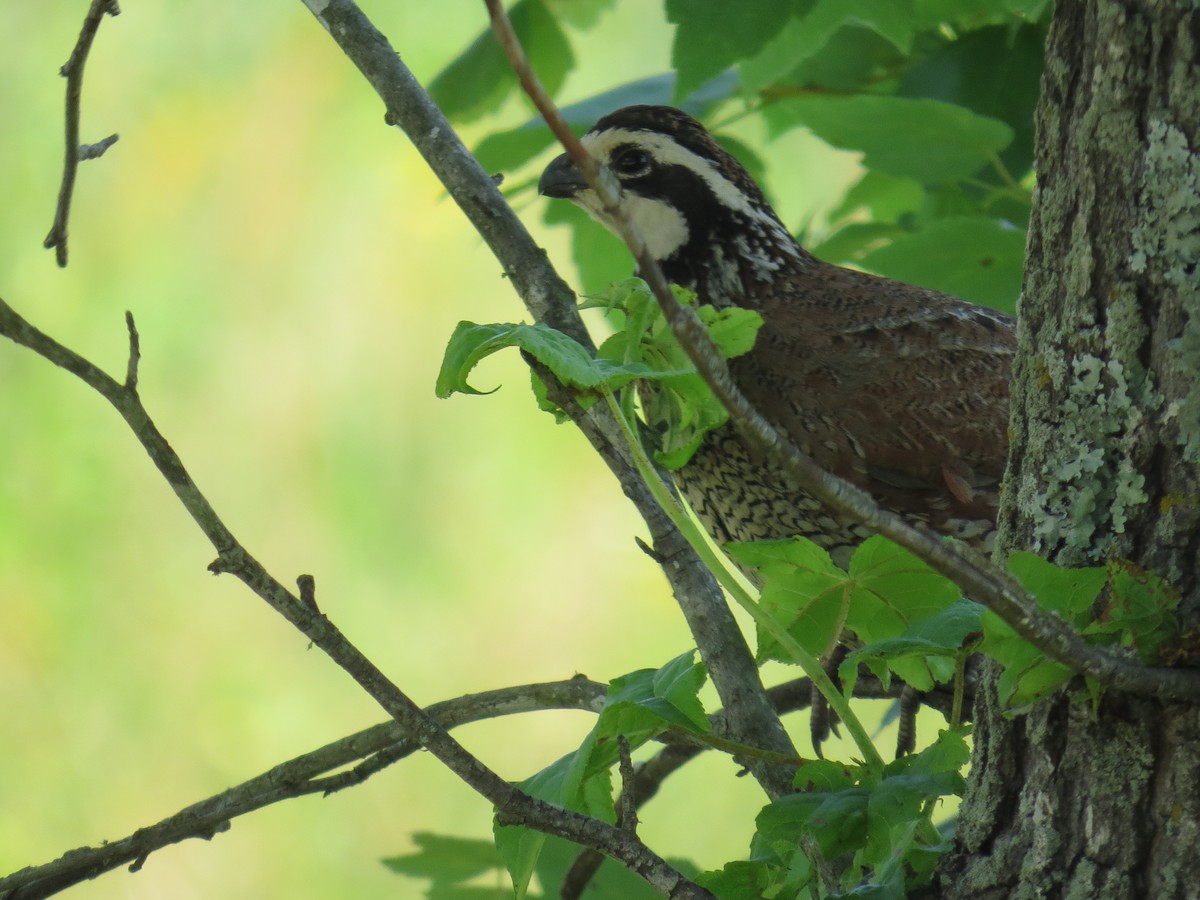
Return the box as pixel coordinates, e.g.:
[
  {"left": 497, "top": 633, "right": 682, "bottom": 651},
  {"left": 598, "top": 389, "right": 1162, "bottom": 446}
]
[{"left": 1132, "top": 120, "right": 1200, "bottom": 464}]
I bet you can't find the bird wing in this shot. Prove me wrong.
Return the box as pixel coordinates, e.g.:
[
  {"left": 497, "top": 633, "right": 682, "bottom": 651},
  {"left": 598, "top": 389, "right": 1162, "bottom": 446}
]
[{"left": 736, "top": 261, "right": 1015, "bottom": 518}]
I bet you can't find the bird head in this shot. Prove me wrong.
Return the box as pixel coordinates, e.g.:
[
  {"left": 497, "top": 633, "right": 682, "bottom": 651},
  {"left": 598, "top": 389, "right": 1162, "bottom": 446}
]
[{"left": 538, "top": 105, "right": 793, "bottom": 277}]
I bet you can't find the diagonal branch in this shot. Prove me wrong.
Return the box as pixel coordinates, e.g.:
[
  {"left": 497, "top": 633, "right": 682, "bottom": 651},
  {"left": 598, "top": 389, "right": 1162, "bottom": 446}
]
[
  {"left": 480, "top": 0, "right": 1200, "bottom": 703},
  {"left": 299, "top": 0, "right": 798, "bottom": 797},
  {"left": 0, "top": 679, "right": 606, "bottom": 899},
  {"left": 44, "top": 0, "right": 121, "bottom": 268}
]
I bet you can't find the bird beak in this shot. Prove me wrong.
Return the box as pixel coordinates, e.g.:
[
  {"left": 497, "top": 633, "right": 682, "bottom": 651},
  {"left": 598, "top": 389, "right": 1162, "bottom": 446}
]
[{"left": 538, "top": 153, "right": 590, "bottom": 199}]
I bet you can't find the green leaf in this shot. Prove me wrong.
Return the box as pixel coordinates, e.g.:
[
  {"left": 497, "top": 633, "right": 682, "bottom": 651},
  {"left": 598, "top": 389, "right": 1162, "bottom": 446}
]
[
  {"left": 756, "top": 732, "right": 968, "bottom": 894},
  {"left": 768, "top": 22, "right": 907, "bottom": 93},
  {"left": 1006, "top": 552, "right": 1108, "bottom": 619},
  {"left": 429, "top": 0, "right": 572, "bottom": 124},
  {"left": 534, "top": 835, "right": 685, "bottom": 900},
  {"left": 809, "top": 222, "right": 907, "bottom": 266},
  {"left": 899, "top": 23, "right": 1046, "bottom": 177},
  {"left": 769, "top": 95, "right": 1013, "bottom": 183},
  {"left": 544, "top": 0, "right": 615, "bottom": 29},
  {"left": 847, "top": 536, "right": 963, "bottom": 641},
  {"left": 381, "top": 833, "right": 503, "bottom": 884},
  {"left": 758, "top": 787, "right": 871, "bottom": 860},
  {"left": 436, "top": 320, "right": 674, "bottom": 403},
  {"left": 726, "top": 538, "right": 852, "bottom": 661},
  {"left": 980, "top": 553, "right": 1108, "bottom": 708},
  {"left": 740, "top": 0, "right": 916, "bottom": 95},
  {"left": 600, "top": 651, "right": 711, "bottom": 742},
  {"left": 667, "top": 0, "right": 791, "bottom": 98},
  {"left": 494, "top": 747, "right": 615, "bottom": 897},
  {"left": 695, "top": 860, "right": 777, "bottom": 898},
  {"left": 435, "top": 321, "right": 595, "bottom": 398},
  {"left": 859, "top": 216, "right": 1026, "bottom": 311},
  {"left": 590, "top": 279, "right": 763, "bottom": 469},
  {"left": 828, "top": 170, "right": 928, "bottom": 228}
]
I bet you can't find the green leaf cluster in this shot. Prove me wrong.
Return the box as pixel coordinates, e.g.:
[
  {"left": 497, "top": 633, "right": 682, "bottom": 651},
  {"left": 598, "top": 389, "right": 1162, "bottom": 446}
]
[
  {"left": 701, "top": 730, "right": 970, "bottom": 899},
  {"left": 436, "top": 278, "right": 762, "bottom": 468},
  {"left": 494, "top": 654, "right": 709, "bottom": 897}
]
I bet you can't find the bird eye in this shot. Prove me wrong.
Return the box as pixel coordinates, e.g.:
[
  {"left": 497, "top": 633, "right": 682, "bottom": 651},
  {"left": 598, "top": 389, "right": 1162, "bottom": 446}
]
[{"left": 611, "top": 147, "right": 652, "bottom": 177}]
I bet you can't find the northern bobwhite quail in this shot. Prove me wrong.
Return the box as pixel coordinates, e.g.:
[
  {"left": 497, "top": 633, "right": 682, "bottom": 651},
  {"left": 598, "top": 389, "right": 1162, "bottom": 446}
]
[{"left": 539, "top": 105, "right": 1015, "bottom": 568}]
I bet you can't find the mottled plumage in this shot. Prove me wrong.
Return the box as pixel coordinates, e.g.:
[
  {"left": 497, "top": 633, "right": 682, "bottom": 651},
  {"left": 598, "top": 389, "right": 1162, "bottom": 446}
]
[{"left": 540, "top": 105, "right": 1014, "bottom": 567}]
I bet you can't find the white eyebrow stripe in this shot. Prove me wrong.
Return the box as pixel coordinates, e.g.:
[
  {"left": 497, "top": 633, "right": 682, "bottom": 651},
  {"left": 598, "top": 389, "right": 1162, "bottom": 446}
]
[{"left": 581, "top": 128, "right": 767, "bottom": 220}]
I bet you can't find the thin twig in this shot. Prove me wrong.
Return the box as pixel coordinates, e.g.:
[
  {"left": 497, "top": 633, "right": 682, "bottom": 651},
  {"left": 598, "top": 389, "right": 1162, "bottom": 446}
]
[
  {"left": 481, "top": 0, "right": 1200, "bottom": 704},
  {"left": 44, "top": 0, "right": 120, "bottom": 268}
]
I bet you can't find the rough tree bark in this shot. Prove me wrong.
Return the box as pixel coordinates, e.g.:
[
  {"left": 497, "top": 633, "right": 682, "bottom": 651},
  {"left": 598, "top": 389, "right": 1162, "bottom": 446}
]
[{"left": 941, "top": 1, "right": 1199, "bottom": 897}]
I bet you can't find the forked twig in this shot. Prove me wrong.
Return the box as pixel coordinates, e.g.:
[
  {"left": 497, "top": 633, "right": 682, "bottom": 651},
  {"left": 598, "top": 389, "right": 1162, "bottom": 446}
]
[{"left": 44, "top": 0, "right": 121, "bottom": 267}]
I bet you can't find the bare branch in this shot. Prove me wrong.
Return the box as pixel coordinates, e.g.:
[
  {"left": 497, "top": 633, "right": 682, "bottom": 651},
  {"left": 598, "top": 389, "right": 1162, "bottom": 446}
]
[
  {"left": 0, "top": 679, "right": 606, "bottom": 899},
  {"left": 0, "top": 293, "right": 713, "bottom": 896},
  {"left": 480, "top": 1, "right": 1200, "bottom": 703},
  {"left": 44, "top": 0, "right": 120, "bottom": 268}
]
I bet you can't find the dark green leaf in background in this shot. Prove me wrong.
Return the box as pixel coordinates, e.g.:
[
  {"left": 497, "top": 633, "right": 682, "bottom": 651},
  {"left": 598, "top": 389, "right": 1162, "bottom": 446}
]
[
  {"left": 667, "top": 0, "right": 793, "bottom": 98},
  {"left": 429, "top": 0, "right": 572, "bottom": 123},
  {"left": 766, "top": 95, "right": 1013, "bottom": 183},
  {"left": 859, "top": 215, "right": 1026, "bottom": 312},
  {"left": 899, "top": 23, "right": 1045, "bottom": 177}
]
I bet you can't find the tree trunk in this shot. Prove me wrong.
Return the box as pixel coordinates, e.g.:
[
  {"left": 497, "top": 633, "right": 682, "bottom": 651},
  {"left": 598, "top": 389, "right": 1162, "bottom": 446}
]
[{"left": 940, "top": 1, "right": 1200, "bottom": 897}]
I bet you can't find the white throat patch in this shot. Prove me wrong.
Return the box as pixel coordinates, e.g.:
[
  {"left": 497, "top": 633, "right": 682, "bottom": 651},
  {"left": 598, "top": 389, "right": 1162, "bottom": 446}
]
[{"left": 571, "top": 190, "right": 690, "bottom": 261}]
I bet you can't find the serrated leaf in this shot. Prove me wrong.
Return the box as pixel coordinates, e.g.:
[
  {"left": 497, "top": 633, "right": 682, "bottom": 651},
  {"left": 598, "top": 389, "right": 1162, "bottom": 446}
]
[
  {"left": 667, "top": 0, "right": 791, "bottom": 98},
  {"left": 601, "top": 651, "right": 710, "bottom": 740},
  {"left": 429, "top": 0, "right": 572, "bottom": 124},
  {"left": 758, "top": 787, "right": 871, "bottom": 859},
  {"left": 794, "top": 758, "right": 858, "bottom": 792},
  {"left": 727, "top": 538, "right": 852, "bottom": 661},
  {"left": 495, "top": 745, "right": 614, "bottom": 897},
  {"left": 842, "top": 636, "right": 956, "bottom": 693},
  {"left": 771, "top": 95, "right": 1013, "bottom": 183},
  {"left": 1006, "top": 552, "right": 1108, "bottom": 620},
  {"left": 848, "top": 537, "right": 963, "bottom": 641},
  {"left": 493, "top": 821, "right": 546, "bottom": 900},
  {"left": 859, "top": 216, "right": 1026, "bottom": 311}
]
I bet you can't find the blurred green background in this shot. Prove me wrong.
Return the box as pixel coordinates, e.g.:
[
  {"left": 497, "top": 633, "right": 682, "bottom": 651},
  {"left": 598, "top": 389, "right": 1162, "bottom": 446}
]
[{"left": 0, "top": 3, "right": 878, "bottom": 897}]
